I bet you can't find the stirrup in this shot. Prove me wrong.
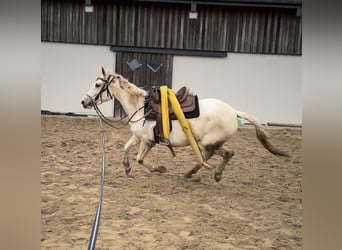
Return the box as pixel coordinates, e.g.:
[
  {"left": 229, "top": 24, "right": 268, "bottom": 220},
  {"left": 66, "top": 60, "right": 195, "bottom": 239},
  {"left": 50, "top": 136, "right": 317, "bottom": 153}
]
[{"left": 159, "top": 138, "right": 170, "bottom": 146}]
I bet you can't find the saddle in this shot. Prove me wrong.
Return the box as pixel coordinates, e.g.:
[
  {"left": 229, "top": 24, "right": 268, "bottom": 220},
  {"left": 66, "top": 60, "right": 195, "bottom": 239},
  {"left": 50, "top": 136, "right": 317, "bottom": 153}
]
[{"left": 144, "top": 86, "right": 200, "bottom": 143}]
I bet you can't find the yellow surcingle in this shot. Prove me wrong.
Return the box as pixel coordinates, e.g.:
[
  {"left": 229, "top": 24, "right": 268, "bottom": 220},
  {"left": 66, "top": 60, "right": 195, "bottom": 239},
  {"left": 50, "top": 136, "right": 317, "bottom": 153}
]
[
  {"left": 160, "top": 86, "right": 170, "bottom": 140},
  {"left": 159, "top": 86, "right": 213, "bottom": 169}
]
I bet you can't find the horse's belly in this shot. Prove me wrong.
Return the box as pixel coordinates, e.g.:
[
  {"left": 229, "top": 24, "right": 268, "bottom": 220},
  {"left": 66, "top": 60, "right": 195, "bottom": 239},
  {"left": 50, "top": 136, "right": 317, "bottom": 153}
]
[{"left": 168, "top": 122, "right": 190, "bottom": 147}]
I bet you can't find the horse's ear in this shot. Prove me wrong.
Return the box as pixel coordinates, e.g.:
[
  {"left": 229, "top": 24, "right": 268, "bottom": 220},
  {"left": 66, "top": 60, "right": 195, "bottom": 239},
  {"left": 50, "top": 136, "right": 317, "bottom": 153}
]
[{"left": 101, "top": 66, "right": 106, "bottom": 76}]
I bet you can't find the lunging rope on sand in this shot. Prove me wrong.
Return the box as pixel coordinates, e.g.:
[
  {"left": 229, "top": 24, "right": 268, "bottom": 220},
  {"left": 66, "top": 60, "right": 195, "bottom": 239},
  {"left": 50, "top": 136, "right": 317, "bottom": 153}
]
[
  {"left": 88, "top": 98, "right": 106, "bottom": 250},
  {"left": 86, "top": 94, "right": 149, "bottom": 249}
]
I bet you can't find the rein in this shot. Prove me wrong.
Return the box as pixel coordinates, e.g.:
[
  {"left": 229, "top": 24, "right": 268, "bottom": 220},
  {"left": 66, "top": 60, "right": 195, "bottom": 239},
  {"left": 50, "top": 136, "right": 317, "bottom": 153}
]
[{"left": 87, "top": 95, "right": 149, "bottom": 129}]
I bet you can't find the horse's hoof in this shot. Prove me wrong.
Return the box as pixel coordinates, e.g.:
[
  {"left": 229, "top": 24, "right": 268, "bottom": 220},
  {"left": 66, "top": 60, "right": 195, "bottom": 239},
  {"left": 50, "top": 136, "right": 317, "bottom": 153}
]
[
  {"left": 123, "top": 160, "right": 130, "bottom": 168},
  {"left": 155, "top": 166, "right": 167, "bottom": 173},
  {"left": 190, "top": 176, "right": 201, "bottom": 182},
  {"left": 184, "top": 173, "right": 192, "bottom": 178},
  {"left": 214, "top": 172, "right": 222, "bottom": 182},
  {"left": 125, "top": 167, "right": 132, "bottom": 175}
]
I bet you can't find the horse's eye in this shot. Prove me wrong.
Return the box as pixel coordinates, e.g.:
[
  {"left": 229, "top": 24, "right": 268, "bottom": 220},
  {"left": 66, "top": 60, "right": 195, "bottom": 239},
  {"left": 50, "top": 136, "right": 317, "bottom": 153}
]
[{"left": 95, "top": 83, "right": 101, "bottom": 88}]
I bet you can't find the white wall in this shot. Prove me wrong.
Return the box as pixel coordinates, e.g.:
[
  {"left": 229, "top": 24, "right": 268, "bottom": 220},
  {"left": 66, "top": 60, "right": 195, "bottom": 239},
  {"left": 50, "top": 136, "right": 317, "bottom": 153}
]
[
  {"left": 41, "top": 42, "right": 115, "bottom": 116},
  {"left": 42, "top": 42, "right": 301, "bottom": 123},
  {"left": 172, "top": 53, "right": 302, "bottom": 124}
]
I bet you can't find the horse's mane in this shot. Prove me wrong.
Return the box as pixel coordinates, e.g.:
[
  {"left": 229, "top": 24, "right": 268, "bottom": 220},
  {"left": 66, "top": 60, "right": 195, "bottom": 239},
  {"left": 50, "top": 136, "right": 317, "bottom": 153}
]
[{"left": 113, "top": 73, "right": 147, "bottom": 97}]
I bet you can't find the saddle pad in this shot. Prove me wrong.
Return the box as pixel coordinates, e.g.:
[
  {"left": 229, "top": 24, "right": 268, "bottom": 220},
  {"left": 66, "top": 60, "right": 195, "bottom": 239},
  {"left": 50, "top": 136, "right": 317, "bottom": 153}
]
[{"left": 169, "top": 95, "right": 199, "bottom": 120}]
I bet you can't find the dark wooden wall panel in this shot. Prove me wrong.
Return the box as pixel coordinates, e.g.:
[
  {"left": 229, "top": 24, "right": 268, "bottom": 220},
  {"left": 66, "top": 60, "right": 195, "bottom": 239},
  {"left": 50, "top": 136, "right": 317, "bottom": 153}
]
[
  {"left": 41, "top": 0, "right": 302, "bottom": 55},
  {"left": 115, "top": 52, "right": 173, "bottom": 88},
  {"left": 113, "top": 52, "right": 173, "bottom": 116}
]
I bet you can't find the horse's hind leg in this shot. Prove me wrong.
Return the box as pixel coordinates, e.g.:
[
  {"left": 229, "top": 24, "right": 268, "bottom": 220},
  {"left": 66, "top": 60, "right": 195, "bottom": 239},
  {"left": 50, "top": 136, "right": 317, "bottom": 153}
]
[
  {"left": 184, "top": 148, "right": 214, "bottom": 178},
  {"left": 184, "top": 164, "right": 202, "bottom": 178},
  {"left": 213, "top": 148, "right": 234, "bottom": 182}
]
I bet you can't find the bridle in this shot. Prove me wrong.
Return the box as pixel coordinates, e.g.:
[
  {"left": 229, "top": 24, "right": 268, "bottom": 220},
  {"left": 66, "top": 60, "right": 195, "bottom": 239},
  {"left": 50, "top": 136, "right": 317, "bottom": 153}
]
[
  {"left": 86, "top": 75, "right": 150, "bottom": 129},
  {"left": 92, "top": 75, "right": 114, "bottom": 103}
]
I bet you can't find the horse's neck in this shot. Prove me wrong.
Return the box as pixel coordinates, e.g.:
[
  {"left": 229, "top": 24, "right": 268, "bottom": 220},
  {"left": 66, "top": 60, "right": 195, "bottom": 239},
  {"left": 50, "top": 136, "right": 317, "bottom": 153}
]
[
  {"left": 109, "top": 78, "right": 147, "bottom": 120},
  {"left": 119, "top": 94, "right": 145, "bottom": 118}
]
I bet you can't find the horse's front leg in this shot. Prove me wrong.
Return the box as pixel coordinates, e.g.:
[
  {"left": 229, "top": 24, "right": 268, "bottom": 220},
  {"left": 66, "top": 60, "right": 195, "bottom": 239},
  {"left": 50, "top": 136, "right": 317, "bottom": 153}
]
[
  {"left": 136, "top": 140, "right": 167, "bottom": 173},
  {"left": 122, "top": 135, "right": 140, "bottom": 175}
]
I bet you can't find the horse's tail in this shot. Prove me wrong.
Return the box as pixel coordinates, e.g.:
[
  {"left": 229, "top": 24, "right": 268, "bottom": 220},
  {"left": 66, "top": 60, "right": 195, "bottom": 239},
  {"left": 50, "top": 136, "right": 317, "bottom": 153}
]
[{"left": 236, "top": 111, "right": 290, "bottom": 157}]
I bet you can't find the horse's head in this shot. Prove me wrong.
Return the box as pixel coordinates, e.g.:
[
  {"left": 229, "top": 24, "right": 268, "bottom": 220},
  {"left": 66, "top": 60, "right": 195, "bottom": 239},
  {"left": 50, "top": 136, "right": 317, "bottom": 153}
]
[
  {"left": 81, "top": 67, "right": 122, "bottom": 108},
  {"left": 81, "top": 67, "right": 112, "bottom": 108},
  {"left": 82, "top": 67, "right": 147, "bottom": 110}
]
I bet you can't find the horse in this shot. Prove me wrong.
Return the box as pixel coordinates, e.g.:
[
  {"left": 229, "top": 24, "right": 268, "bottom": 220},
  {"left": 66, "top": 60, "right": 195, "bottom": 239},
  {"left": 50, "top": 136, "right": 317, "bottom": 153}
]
[{"left": 81, "top": 67, "right": 289, "bottom": 182}]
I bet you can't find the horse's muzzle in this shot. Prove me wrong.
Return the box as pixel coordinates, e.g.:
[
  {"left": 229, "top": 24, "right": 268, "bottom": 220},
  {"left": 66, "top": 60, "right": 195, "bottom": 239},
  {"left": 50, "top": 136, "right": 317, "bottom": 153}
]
[{"left": 81, "top": 96, "right": 93, "bottom": 109}]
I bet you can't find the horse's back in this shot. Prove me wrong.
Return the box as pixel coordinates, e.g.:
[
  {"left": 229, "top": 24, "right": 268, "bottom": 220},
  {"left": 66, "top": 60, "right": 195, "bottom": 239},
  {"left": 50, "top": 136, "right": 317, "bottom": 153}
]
[
  {"left": 198, "top": 98, "right": 237, "bottom": 121},
  {"left": 192, "top": 98, "right": 238, "bottom": 144}
]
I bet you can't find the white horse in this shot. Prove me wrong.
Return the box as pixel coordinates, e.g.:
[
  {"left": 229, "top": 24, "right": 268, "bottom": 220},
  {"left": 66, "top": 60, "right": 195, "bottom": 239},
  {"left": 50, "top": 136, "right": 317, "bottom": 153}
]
[{"left": 81, "top": 67, "right": 289, "bottom": 182}]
